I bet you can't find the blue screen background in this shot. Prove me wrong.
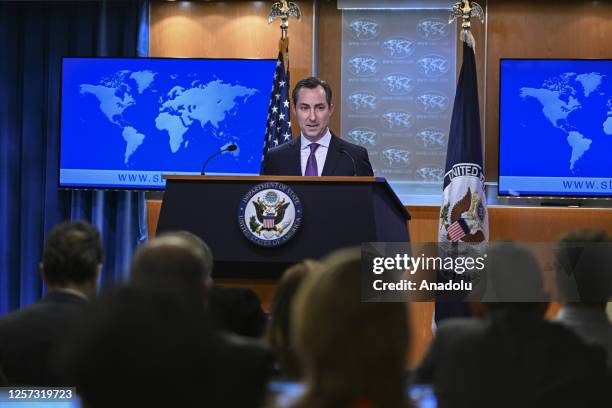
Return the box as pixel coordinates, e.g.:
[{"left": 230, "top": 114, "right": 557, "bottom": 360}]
[
  {"left": 60, "top": 58, "right": 276, "bottom": 189},
  {"left": 499, "top": 59, "right": 612, "bottom": 197}
]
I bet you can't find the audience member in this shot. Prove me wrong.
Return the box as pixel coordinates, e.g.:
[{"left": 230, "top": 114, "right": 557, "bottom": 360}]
[
  {"left": 415, "top": 242, "right": 611, "bottom": 408},
  {"left": 267, "top": 259, "right": 320, "bottom": 380},
  {"left": 62, "top": 287, "right": 226, "bottom": 407},
  {"left": 0, "top": 221, "right": 102, "bottom": 385},
  {"left": 208, "top": 285, "right": 267, "bottom": 338},
  {"left": 554, "top": 229, "right": 612, "bottom": 369},
  {"left": 0, "top": 364, "right": 7, "bottom": 386},
  {"left": 130, "top": 231, "right": 213, "bottom": 307},
  {"left": 290, "top": 248, "right": 410, "bottom": 408},
  {"left": 133, "top": 230, "right": 267, "bottom": 338},
  {"left": 129, "top": 232, "right": 273, "bottom": 406}
]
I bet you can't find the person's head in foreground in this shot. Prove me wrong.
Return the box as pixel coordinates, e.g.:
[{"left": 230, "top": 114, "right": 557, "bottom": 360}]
[
  {"left": 291, "top": 248, "right": 410, "bottom": 408},
  {"left": 41, "top": 220, "right": 103, "bottom": 298},
  {"left": 129, "top": 231, "right": 213, "bottom": 306},
  {"left": 62, "top": 287, "right": 219, "bottom": 408},
  {"left": 555, "top": 228, "right": 612, "bottom": 306},
  {"left": 481, "top": 241, "right": 549, "bottom": 317},
  {"left": 416, "top": 242, "right": 612, "bottom": 408}
]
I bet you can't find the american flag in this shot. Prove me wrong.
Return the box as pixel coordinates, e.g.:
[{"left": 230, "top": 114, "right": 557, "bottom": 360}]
[
  {"left": 446, "top": 219, "right": 469, "bottom": 241},
  {"left": 262, "top": 39, "right": 292, "bottom": 159}
]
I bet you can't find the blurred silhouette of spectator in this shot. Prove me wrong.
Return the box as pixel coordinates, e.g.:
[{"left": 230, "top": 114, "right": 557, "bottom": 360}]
[
  {"left": 554, "top": 229, "right": 612, "bottom": 369},
  {"left": 133, "top": 230, "right": 267, "bottom": 338},
  {"left": 128, "top": 232, "right": 273, "bottom": 406},
  {"left": 415, "top": 242, "right": 611, "bottom": 408},
  {"left": 208, "top": 285, "right": 267, "bottom": 338},
  {"left": 290, "top": 248, "right": 410, "bottom": 408},
  {"left": 0, "top": 221, "right": 102, "bottom": 385},
  {"left": 267, "top": 259, "right": 320, "bottom": 380},
  {"left": 130, "top": 231, "right": 213, "bottom": 308},
  {"left": 63, "top": 287, "right": 223, "bottom": 407},
  {"left": 0, "top": 364, "right": 7, "bottom": 386}
]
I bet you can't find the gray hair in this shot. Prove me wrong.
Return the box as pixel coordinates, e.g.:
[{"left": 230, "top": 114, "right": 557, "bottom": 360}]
[{"left": 130, "top": 231, "right": 213, "bottom": 293}]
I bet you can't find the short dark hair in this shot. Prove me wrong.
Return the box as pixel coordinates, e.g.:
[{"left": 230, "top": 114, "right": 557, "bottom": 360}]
[
  {"left": 42, "top": 221, "right": 102, "bottom": 285},
  {"left": 292, "top": 76, "right": 333, "bottom": 107}
]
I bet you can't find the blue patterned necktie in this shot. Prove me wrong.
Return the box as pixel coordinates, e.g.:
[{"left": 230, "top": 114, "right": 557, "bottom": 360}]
[{"left": 304, "top": 143, "right": 320, "bottom": 176}]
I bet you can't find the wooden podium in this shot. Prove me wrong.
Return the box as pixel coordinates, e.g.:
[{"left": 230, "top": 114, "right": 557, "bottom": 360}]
[{"left": 157, "top": 176, "right": 410, "bottom": 278}]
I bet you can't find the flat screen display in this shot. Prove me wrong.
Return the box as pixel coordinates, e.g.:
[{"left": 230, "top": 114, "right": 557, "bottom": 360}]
[
  {"left": 59, "top": 57, "right": 277, "bottom": 189},
  {"left": 499, "top": 59, "right": 612, "bottom": 198},
  {"left": 267, "top": 381, "right": 437, "bottom": 408}
]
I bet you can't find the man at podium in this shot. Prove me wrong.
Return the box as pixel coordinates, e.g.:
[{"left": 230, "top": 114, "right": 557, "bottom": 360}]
[{"left": 261, "top": 77, "right": 374, "bottom": 177}]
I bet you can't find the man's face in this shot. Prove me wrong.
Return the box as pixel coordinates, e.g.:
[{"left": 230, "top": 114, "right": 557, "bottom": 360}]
[{"left": 293, "top": 85, "right": 334, "bottom": 142}]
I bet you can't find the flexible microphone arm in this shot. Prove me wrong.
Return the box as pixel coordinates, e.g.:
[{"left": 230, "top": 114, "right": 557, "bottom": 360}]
[
  {"left": 339, "top": 148, "right": 357, "bottom": 176},
  {"left": 200, "top": 144, "right": 237, "bottom": 175}
]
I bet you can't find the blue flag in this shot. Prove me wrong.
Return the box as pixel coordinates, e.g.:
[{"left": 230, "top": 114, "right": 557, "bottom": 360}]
[
  {"left": 262, "top": 39, "right": 292, "bottom": 160},
  {"left": 435, "top": 39, "right": 489, "bottom": 323},
  {"left": 439, "top": 41, "right": 488, "bottom": 246}
]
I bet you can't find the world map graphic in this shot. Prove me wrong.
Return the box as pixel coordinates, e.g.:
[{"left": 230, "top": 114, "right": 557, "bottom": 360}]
[
  {"left": 513, "top": 70, "right": 612, "bottom": 175},
  {"left": 79, "top": 70, "right": 257, "bottom": 166},
  {"left": 60, "top": 58, "right": 275, "bottom": 187}
]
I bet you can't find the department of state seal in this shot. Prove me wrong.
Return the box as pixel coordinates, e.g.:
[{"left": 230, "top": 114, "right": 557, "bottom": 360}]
[{"left": 238, "top": 182, "right": 302, "bottom": 247}]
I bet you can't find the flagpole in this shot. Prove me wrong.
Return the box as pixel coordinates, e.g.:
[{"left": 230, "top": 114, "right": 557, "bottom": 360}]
[
  {"left": 269, "top": 1, "right": 300, "bottom": 77},
  {"left": 260, "top": 2, "right": 302, "bottom": 168},
  {"left": 278, "top": 37, "right": 289, "bottom": 74},
  {"left": 449, "top": 0, "right": 484, "bottom": 49}
]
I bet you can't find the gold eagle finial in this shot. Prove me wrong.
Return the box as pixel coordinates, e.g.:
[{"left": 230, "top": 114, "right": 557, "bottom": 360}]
[
  {"left": 449, "top": 0, "right": 484, "bottom": 30},
  {"left": 268, "top": 1, "right": 302, "bottom": 39}
]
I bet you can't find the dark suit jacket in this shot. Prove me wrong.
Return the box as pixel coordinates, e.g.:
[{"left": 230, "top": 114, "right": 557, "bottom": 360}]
[
  {"left": 415, "top": 312, "right": 611, "bottom": 408},
  {"left": 261, "top": 132, "right": 374, "bottom": 176},
  {"left": 0, "top": 365, "right": 7, "bottom": 386},
  {"left": 207, "top": 286, "right": 267, "bottom": 338},
  {"left": 0, "top": 291, "right": 88, "bottom": 385},
  {"left": 210, "top": 332, "right": 274, "bottom": 407}
]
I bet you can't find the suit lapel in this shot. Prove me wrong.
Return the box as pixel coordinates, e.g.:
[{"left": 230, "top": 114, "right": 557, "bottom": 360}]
[
  {"left": 289, "top": 138, "right": 302, "bottom": 176},
  {"left": 321, "top": 132, "right": 340, "bottom": 176}
]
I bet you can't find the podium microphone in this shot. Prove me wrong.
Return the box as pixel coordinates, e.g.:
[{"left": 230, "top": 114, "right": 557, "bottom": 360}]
[
  {"left": 201, "top": 144, "right": 237, "bottom": 175},
  {"left": 339, "top": 148, "right": 357, "bottom": 176}
]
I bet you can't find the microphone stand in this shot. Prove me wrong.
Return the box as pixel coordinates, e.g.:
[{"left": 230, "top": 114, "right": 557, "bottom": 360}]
[
  {"left": 339, "top": 148, "right": 357, "bottom": 176},
  {"left": 201, "top": 145, "right": 237, "bottom": 175}
]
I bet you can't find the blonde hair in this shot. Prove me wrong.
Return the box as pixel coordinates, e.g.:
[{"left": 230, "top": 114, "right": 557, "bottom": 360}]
[{"left": 291, "top": 248, "right": 409, "bottom": 408}]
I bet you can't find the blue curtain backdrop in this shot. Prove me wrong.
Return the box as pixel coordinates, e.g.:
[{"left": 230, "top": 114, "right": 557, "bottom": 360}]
[{"left": 0, "top": 1, "right": 149, "bottom": 315}]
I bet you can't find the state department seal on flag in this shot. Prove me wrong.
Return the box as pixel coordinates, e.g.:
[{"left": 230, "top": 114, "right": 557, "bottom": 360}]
[
  {"left": 238, "top": 182, "right": 302, "bottom": 247},
  {"left": 439, "top": 162, "right": 488, "bottom": 247}
]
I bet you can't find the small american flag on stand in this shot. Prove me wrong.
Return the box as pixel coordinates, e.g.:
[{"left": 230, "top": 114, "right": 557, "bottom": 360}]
[{"left": 262, "top": 37, "right": 292, "bottom": 160}]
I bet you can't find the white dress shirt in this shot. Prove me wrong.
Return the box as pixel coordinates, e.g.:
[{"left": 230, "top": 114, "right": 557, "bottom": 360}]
[
  {"left": 300, "top": 129, "right": 332, "bottom": 176},
  {"left": 52, "top": 287, "right": 89, "bottom": 300}
]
